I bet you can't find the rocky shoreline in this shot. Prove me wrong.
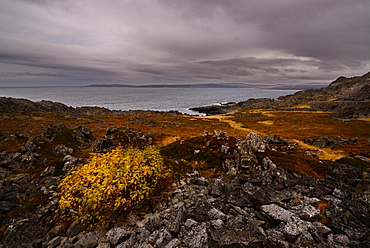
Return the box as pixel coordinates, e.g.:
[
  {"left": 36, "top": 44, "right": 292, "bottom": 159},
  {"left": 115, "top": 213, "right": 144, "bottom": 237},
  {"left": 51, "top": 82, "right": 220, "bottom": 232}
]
[{"left": 190, "top": 72, "right": 370, "bottom": 119}]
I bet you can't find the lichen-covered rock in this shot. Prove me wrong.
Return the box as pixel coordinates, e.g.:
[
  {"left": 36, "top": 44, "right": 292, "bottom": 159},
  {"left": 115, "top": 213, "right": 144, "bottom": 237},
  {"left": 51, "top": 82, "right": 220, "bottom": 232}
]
[{"left": 261, "top": 204, "right": 296, "bottom": 222}]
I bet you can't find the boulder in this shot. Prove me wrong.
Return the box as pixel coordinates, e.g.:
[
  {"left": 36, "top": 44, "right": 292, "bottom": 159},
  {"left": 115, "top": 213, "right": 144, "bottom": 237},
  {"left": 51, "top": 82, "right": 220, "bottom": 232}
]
[
  {"left": 52, "top": 145, "right": 74, "bottom": 156},
  {"left": 106, "top": 226, "right": 134, "bottom": 245},
  {"left": 72, "top": 125, "right": 96, "bottom": 147}
]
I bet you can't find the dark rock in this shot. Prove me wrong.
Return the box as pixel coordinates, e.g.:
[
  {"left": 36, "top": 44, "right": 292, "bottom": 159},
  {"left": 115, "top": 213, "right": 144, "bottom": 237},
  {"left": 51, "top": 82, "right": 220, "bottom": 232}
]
[
  {"left": 20, "top": 140, "right": 40, "bottom": 153},
  {"left": 0, "top": 201, "right": 13, "bottom": 212},
  {"left": 313, "top": 136, "right": 338, "bottom": 148},
  {"left": 52, "top": 145, "right": 74, "bottom": 156},
  {"left": 0, "top": 97, "right": 77, "bottom": 114},
  {"left": 62, "top": 155, "right": 83, "bottom": 171},
  {"left": 209, "top": 215, "right": 265, "bottom": 247},
  {"left": 72, "top": 125, "right": 96, "bottom": 147},
  {"left": 178, "top": 220, "right": 208, "bottom": 248},
  {"left": 42, "top": 123, "right": 67, "bottom": 141},
  {"left": 285, "top": 200, "right": 321, "bottom": 220},
  {"left": 325, "top": 160, "right": 363, "bottom": 188},
  {"left": 189, "top": 177, "right": 208, "bottom": 186},
  {"left": 148, "top": 228, "right": 172, "bottom": 247},
  {"left": 40, "top": 166, "right": 56, "bottom": 178},
  {"left": 66, "top": 220, "right": 88, "bottom": 237},
  {"left": 105, "top": 226, "right": 133, "bottom": 245},
  {"left": 328, "top": 205, "right": 369, "bottom": 240},
  {"left": 303, "top": 150, "right": 319, "bottom": 159},
  {"left": 74, "top": 231, "right": 101, "bottom": 248},
  {"left": 94, "top": 128, "right": 154, "bottom": 150},
  {"left": 346, "top": 180, "right": 370, "bottom": 227},
  {"left": 46, "top": 236, "right": 62, "bottom": 248},
  {"left": 94, "top": 136, "right": 115, "bottom": 150},
  {"left": 15, "top": 132, "right": 30, "bottom": 139},
  {"left": 261, "top": 204, "right": 296, "bottom": 222}
]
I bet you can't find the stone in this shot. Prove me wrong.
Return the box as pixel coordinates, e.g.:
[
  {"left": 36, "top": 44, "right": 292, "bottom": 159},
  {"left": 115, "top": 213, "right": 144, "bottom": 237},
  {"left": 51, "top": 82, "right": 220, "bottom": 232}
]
[
  {"left": 207, "top": 207, "right": 227, "bottom": 220},
  {"left": 262, "top": 156, "right": 277, "bottom": 170},
  {"left": 20, "top": 140, "right": 39, "bottom": 152},
  {"left": 220, "top": 144, "right": 229, "bottom": 154},
  {"left": 313, "top": 136, "right": 337, "bottom": 148},
  {"left": 209, "top": 215, "right": 265, "bottom": 246},
  {"left": 286, "top": 200, "right": 321, "bottom": 220},
  {"left": 238, "top": 132, "right": 265, "bottom": 156},
  {"left": 0, "top": 201, "right": 13, "bottom": 212},
  {"left": 164, "top": 238, "right": 181, "bottom": 248},
  {"left": 178, "top": 221, "right": 208, "bottom": 248},
  {"left": 188, "top": 177, "right": 208, "bottom": 186},
  {"left": 74, "top": 231, "right": 100, "bottom": 248},
  {"left": 72, "top": 125, "right": 96, "bottom": 147},
  {"left": 106, "top": 226, "right": 133, "bottom": 245},
  {"left": 42, "top": 123, "right": 67, "bottom": 140},
  {"left": 66, "top": 220, "right": 87, "bottom": 237},
  {"left": 208, "top": 178, "right": 224, "bottom": 196},
  {"left": 325, "top": 160, "right": 363, "bottom": 187},
  {"left": 62, "top": 155, "right": 82, "bottom": 171},
  {"left": 115, "top": 231, "right": 137, "bottom": 248},
  {"left": 261, "top": 204, "right": 296, "bottom": 222},
  {"left": 312, "top": 222, "right": 332, "bottom": 236},
  {"left": 303, "top": 150, "right": 319, "bottom": 159},
  {"left": 328, "top": 205, "right": 369, "bottom": 240},
  {"left": 40, "top": 166, "right": 55, "bottom": 178},
  {"left": 52, "top": 145, "right": 74, "bottom": 156},
  {"left": 333, "top": 234, "right": 350, "bottom": 246},
  {"left": 148, "top": 229, "right": 172, "bottom": 248},
  {"left": 222, "top": 158, "right": 238, "bottom": 174},
  {"left": 47, "top": 236, "right": 61, "bottom": 248},
  {"left": 96, "top": 243, "right": 111, "bottom": 248},
  {"left": 294, "top": 231, "right": 315, "bottom": 247}
]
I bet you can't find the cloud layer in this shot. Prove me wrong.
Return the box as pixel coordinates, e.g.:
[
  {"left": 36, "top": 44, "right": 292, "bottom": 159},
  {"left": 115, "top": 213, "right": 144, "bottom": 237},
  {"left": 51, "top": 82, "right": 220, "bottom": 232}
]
[{"left": 1, "top": 0, "right": 370, "bottom": 87}]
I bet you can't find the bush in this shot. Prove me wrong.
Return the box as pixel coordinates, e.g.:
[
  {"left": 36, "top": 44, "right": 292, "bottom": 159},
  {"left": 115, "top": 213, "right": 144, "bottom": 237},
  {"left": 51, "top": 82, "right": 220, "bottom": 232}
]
[{"left": 58, "top": 146, "right": 171, "bottom": 221}]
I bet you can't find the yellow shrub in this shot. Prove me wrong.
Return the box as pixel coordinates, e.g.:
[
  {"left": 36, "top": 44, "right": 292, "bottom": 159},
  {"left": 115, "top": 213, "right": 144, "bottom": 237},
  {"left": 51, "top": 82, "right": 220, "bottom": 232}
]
[{"left": 58, "top": 146, "right": 171, "bottom": 221}]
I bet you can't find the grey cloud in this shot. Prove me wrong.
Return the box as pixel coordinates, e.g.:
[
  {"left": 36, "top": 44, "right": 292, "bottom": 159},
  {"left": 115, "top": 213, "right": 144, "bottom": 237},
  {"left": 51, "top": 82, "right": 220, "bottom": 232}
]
[{"left": 0, "top": 0, "right": 370, "bottom": 87}]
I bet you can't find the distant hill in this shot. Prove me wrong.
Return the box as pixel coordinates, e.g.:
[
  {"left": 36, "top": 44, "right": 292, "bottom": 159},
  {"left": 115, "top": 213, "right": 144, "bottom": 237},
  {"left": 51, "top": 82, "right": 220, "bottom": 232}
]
[
  {"left": 191, "top": 71, "right": 370, "bottom": 119},
  {"left": 86, "top": 83, "right": 321, "bottom": 90},
  {"left": 87, "top": 83, "right": 253, "bottom": 88}
]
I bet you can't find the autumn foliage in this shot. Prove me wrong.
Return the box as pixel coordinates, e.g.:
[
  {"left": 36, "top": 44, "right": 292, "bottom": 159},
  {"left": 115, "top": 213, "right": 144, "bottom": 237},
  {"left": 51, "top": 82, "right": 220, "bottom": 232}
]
[{"left": 58, "top": 146, "right": 171, "bottom": 221}]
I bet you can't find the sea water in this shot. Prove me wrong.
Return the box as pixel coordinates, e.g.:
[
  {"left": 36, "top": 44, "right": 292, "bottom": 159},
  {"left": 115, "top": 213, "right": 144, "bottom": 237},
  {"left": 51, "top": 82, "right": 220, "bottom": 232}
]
[{"left": 0, "top": 87, "right": 297, "bottom": 115}]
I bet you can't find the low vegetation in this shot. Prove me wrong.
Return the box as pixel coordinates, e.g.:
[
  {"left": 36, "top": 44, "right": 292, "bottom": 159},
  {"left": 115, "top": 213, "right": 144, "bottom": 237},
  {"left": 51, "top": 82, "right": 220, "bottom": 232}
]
[{"left": 58, "top": 146, "right": 172, "bottom": 222}]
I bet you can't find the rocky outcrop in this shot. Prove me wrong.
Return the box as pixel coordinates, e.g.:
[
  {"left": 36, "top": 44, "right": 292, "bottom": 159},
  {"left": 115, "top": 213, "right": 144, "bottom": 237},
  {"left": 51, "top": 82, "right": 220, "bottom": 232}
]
[
  {"left": 0, "top": 97, "right": 77, "bottom": 114},
  {"left": 94, "top": 127, "right": 154, "bottom": 151},
  {"left": 191, "top": 71, "right": 370, "bottom": 118}
]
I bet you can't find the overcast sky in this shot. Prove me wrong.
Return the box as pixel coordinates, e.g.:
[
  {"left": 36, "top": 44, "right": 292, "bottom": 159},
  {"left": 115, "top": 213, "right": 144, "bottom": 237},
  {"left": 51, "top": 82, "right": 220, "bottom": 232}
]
[{"left": 1, "top": 0, "right": 370, "bottom": 87}]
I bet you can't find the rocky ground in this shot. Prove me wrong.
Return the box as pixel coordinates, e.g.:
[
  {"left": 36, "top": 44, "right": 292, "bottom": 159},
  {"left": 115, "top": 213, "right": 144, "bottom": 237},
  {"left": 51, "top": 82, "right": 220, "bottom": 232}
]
[
  {"left": 0, "top": 72, "right": 370, "bottom": 247},
  {"left": 0, "top": 123, "right": 369, "bottom": 247}
]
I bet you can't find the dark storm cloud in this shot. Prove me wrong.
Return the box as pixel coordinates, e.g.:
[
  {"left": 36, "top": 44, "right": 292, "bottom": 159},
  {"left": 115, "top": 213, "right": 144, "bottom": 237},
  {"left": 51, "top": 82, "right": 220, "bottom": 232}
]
[{"left": 0, "top": 0, "right": 369, "bottom": 87}]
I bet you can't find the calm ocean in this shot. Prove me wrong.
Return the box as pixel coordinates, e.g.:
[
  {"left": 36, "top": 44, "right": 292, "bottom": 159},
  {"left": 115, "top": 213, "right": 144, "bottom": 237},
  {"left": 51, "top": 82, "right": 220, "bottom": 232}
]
[{"left": 0, "top": 87, "right": 297, "bottom": 115}]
